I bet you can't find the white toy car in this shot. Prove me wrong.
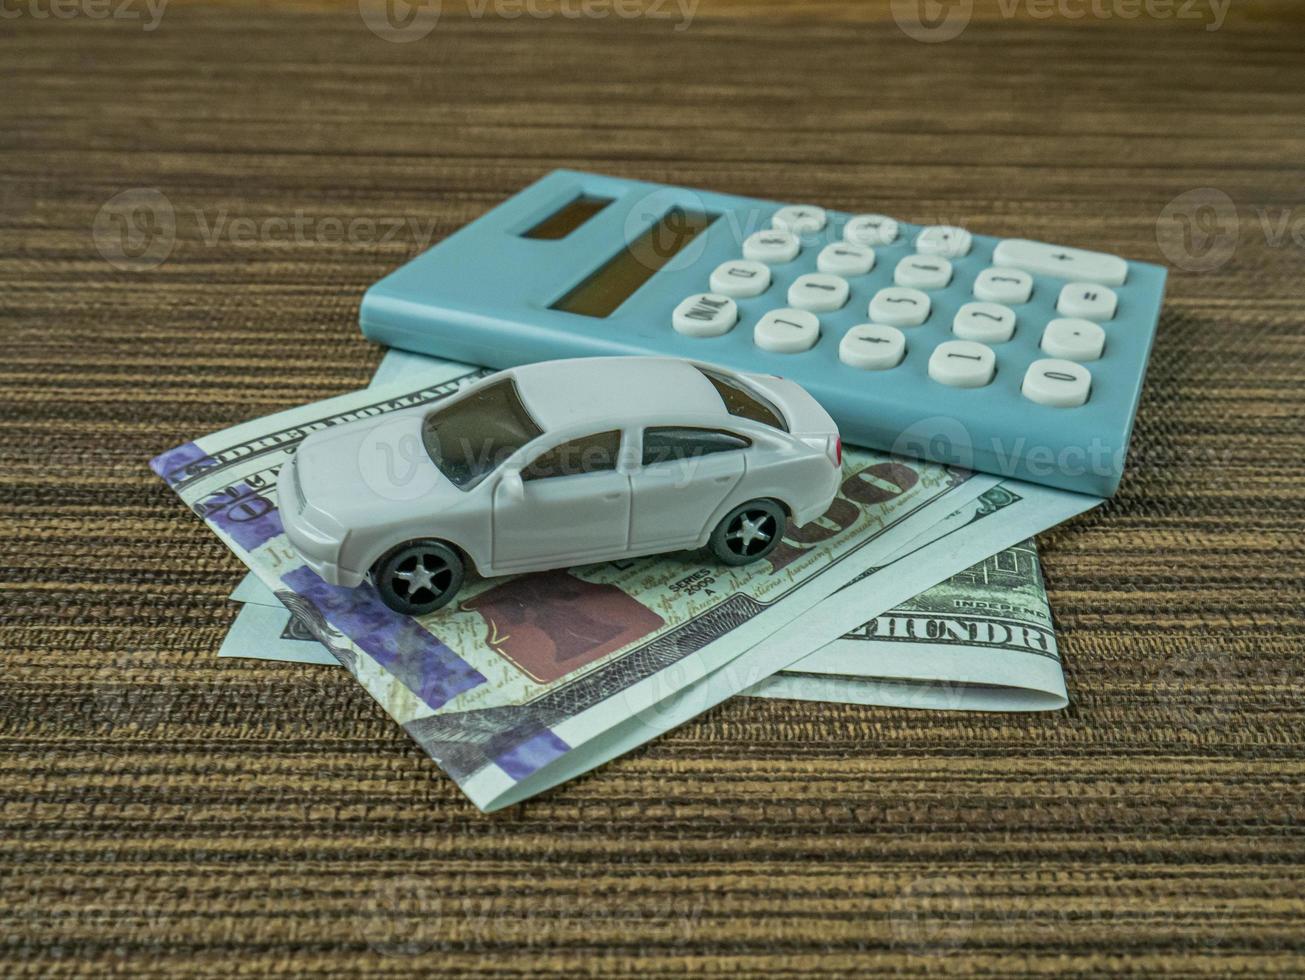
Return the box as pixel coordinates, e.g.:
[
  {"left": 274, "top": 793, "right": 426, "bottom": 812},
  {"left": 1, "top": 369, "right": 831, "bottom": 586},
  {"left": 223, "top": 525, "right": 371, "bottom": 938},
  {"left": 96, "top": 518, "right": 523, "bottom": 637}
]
[{"left": 280, "top": 356, "right": 841, "bottom": 614}]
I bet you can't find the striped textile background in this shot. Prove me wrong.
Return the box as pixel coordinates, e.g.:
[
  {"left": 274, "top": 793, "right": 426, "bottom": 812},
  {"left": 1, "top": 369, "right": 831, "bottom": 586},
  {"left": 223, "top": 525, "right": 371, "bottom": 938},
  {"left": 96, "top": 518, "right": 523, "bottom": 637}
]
[{"left": 2, "top": 2, "right": 1303, "bottom": 975}]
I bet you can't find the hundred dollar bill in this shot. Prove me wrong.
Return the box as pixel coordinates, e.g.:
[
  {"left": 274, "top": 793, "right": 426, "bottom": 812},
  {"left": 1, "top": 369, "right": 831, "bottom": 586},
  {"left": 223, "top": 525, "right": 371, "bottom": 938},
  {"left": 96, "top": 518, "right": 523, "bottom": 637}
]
[
  {"left": 152, "top": 361, "right": 998, "bottom": 811},
  {"left": 225, "top": 530, "right": 1068, "bottom": 710},
  {"left": 752, "top": 539, "right": 1066, "bottom": 711},
  {"left": 225, "top": 497, "right": 1074, "bottom": 711},
  {"left": 746, "top": 475, "right": 1092, "bottom": 700},
  {"left": 226, "top": 529, "right": 1066, "bottom": 710},
  {"left": 218, "top": 600, "right": 338, "bottom": 666},
  {"left": 524, "top": 480, "right": 1098, "bottom": 769}
]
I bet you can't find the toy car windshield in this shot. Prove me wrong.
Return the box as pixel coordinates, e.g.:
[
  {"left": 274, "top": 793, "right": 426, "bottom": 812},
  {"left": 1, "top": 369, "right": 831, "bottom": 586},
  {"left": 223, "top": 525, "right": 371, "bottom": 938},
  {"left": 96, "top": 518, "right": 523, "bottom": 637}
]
[{"left": 421, "top": 378, "right": 543, "bottom": 490}]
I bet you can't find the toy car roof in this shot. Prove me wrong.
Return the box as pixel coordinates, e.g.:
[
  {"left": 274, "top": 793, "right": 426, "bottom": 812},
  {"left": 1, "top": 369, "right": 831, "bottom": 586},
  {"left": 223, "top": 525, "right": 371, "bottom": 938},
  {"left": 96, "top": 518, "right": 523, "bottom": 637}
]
[{"left": 507, "top": 357, "right": 731, "bottom": 431}]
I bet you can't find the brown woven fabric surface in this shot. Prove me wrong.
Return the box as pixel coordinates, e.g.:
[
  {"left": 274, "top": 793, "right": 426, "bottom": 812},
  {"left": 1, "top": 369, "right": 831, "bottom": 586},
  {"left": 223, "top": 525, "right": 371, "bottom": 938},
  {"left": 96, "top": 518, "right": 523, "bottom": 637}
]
[{"left": 3, "top": 2, "right": 1304, "bottom": 975}]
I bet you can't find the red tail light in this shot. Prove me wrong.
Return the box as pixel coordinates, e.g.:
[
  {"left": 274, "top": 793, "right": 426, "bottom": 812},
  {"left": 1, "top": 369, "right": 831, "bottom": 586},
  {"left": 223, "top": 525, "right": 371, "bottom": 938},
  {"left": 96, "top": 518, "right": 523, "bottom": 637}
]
[{"left": 833, "top": 436, "right": 842, "bottom": 468}]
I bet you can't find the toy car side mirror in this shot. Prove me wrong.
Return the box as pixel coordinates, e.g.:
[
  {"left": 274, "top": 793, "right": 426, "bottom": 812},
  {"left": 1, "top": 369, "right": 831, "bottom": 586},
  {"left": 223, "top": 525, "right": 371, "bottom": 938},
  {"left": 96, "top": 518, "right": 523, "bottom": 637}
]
[{"left": 500, "top": 469, "right": 525, "bottom": 502}]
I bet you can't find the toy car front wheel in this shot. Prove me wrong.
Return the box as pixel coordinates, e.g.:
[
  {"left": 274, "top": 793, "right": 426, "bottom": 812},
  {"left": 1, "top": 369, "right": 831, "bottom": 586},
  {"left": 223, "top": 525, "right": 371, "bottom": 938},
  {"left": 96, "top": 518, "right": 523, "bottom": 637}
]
[
  {"left": 372, "top": 540, "right": 465, "bottom": 616},
  {"left": 708, "top": 499, "right": 787, "bottom": 566}
]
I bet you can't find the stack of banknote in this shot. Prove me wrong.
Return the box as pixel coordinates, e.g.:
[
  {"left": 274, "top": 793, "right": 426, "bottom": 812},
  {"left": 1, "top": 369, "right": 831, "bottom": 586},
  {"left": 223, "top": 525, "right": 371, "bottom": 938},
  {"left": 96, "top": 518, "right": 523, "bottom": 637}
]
[{"left": 152, "top": 350, "right": 1098, "bottom": 811}]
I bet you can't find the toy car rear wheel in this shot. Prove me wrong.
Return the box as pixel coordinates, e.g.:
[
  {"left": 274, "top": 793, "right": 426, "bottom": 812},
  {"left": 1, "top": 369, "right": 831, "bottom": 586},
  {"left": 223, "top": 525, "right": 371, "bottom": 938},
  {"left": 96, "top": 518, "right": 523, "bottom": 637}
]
[
  {"left": 372, "top": 540, "right": 465, "bottom": 616},
  {"left": 708, "top": 499, "right": 786, "bottom": 566}
]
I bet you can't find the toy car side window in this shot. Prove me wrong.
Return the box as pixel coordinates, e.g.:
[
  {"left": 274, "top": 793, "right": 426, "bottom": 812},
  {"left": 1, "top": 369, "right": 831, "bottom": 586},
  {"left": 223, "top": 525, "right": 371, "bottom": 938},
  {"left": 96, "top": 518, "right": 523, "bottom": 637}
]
[
  {"left": 522, "top": 429, "right": 622, "bottom": 481},
  {"left": 641, "top": 427, "right": 750, "bottom": 467}
]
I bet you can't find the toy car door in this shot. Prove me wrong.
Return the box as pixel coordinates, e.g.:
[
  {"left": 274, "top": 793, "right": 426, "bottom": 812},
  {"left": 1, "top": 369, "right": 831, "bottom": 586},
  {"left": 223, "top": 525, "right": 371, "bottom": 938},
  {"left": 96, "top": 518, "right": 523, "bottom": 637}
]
[
  {"left": 627, "top": 426, "right": 747, "bottom": 551},
  {"left": 492, "top": 429, "right": 631, "bottom": 569}
]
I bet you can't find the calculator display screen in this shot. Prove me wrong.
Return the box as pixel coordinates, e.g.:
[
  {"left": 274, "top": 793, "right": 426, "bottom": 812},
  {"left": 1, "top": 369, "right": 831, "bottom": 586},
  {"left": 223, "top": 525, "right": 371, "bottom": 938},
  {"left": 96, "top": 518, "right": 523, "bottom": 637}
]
[
  {"left": 551, "top": 207, "right": 717, "bottom": 318},
  {"left": 522, "top": 195, "right": 613, "bottom": 240}
]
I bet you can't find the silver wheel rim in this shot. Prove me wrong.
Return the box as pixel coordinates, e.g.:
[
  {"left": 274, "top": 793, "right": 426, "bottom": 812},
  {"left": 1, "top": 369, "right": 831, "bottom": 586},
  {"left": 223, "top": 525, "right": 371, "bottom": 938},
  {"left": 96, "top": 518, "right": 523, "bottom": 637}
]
[
  {"left": 390, "top": 549, "right": 454, "bottom": 606},
  {"left": 724, "top": 508, "right": 776, "bottom": 558}
]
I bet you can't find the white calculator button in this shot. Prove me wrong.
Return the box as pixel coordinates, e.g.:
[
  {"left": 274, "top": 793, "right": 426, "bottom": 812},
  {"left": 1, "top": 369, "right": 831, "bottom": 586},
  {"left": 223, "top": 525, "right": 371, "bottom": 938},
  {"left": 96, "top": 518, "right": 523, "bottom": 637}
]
[
  {"left": 1022, "top": 358, "right": 1092, "bottom": 407},
  {"left": 929, "top": 340, "right": 996, "bottom": 388},
  {"left": 754, "top": 308, "right": 820, "bottom": 353},
  {"left": 788, "top": 273, "right": 850, "bottom": 313},
  {"left": 953, "top": 302, "right": 1016, "bottom": 343},
  {"left": 743, "top": 229, "right": 801, "bottom": 264},
  {"left": 869, "top": 287, "right": 930, "bottom": 327},
  {"left": 973, "top": 266, "right": 1033, "bottom": 304},
  {"left": 844, "top": 214, "right": 899, "bottom": 246},
  {"left": 916, "top": 225, "right": 972, "bottom": 258},
  {"left": 894, "top": 255, "right": 953, "bottom": 290},
  {"left": 817, "top": 242, "right": 876, "bottom": 276},
  {"left": 1057, "top": 282, "right": 1118, "bottom": 321},
  {"left": 993, "top": 238, "right": 1128, "bottom": 286},
  {"left": 772, "top": 205, "right": 827, "bottom": 234},
  {"left": 1041, "top": 317, "right": 1105, "bottom": 362},
  {"left": 709, "top": 259, "right": 771, "bottom": 298},
  {"left": 839, "top": 324, "right": 905, "bottom": 370},
  {"left": 672, "top": 293, "right": 738, "bottom": 338}
]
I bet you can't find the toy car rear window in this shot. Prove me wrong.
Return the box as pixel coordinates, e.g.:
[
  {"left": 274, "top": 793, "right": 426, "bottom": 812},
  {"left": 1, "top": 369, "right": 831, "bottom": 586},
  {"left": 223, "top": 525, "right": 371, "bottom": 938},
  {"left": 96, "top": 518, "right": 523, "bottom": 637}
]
[
  {"left": 696, "top": 367, "right": 787, "bottom": 431},
  {"left": 421, "top": 378, "right": 543, "bottom": 490}
]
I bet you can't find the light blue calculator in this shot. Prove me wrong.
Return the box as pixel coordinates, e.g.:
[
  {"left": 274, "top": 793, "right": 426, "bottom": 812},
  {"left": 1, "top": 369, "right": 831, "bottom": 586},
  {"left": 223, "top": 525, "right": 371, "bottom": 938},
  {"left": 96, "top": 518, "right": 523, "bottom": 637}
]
[{"left": 360, "top": 170, "right": 1166, "bottom": 497}]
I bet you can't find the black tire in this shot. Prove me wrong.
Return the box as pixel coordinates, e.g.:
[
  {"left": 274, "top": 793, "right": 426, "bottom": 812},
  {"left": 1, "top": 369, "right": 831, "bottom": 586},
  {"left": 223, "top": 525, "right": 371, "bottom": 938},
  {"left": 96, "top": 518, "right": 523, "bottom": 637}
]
[
  {"left": 708, "top": 499, "right": 787, "bottom": 566},
  {"left": 371, "top": 540, "right": 465, "bottom": 616}
]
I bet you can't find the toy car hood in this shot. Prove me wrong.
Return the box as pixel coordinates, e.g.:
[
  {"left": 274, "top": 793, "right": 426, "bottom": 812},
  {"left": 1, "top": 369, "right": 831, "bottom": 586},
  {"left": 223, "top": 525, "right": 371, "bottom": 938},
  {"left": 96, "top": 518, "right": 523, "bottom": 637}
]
[{"left": 288, "top": 407, "right": 464, "bottom": 525}]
